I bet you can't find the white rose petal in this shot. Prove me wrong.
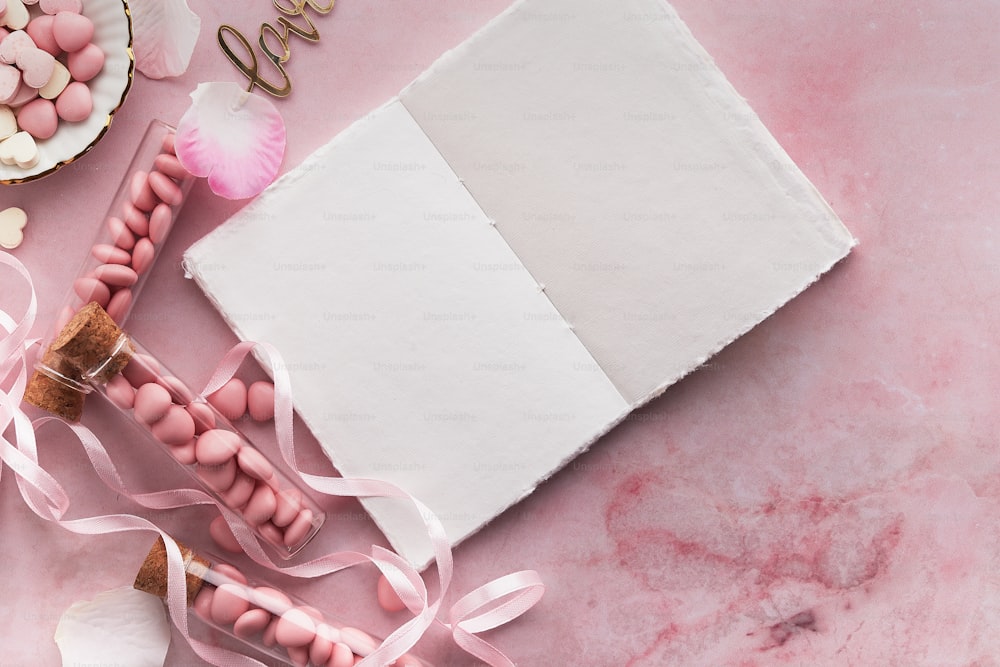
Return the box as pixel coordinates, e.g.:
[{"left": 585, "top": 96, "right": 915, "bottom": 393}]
[
  {"left": 54, "top": 586, "right": 171, "bottom": 667},
  {"left": 132, "top": 0, "right": 201, "bottom": 79}
]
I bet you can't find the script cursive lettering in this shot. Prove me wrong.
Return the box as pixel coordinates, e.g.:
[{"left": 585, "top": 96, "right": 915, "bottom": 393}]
[{"left": 218, "top": 0, "right": 336, "bottom": 98}]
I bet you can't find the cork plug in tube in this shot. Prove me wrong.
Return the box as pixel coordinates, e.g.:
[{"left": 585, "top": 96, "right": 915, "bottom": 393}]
[
  {"left": 23, "top": 302, "right": 135, "bottom": 421},
  {"left": 132, "top": 535, "right": 427, "bottom": 666},
  {"left": 133, "top": 536, "right": 211, "bottom": 606}
]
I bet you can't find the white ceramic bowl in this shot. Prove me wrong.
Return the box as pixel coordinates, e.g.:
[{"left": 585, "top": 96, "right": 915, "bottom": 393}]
[{"left": 0, "top": 0, "right": 134, "bottom": 184}]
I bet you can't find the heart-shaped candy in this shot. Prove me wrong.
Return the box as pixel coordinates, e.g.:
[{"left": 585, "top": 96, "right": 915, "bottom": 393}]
[
  {"left": 17, "top": 47, "right": 54, "bottom": 88},
  {"left": 0, "top": 29, "right": 34, "bottom": 65},
  {"left": 26, "top": 15, "right": 60, "bottom": 56},
  {"left": 39, "top": 0, "right": 81, "bottom": 14},
  {"left": 16, "top": 97, "right": 57, "bottom": 139},
  {"left": 52, "top": 11, "right": 92, "bottom": 52},
  {"left": 0, "top": 206, "right": 27, "bottom": 249},
  {"left": 67, "top": 42, "right": 103, "bottom": 81},
  {"left": 38, "top": 58, "right": 67, "bottom": 99},
  {"left": 54, "top": 79, "right": 89, "bottom": 121},
  {"left": 0, "top": 104, "right": 15, "bottom": 139},
  {"left": 0, "top": 130, "right": 37, "bottom": 167},
  {"left": 1, "top": 0, "right": 28, "bottom": 29},
  {"left": 0, "top": 63, "right": 20, "bottom": 104}
]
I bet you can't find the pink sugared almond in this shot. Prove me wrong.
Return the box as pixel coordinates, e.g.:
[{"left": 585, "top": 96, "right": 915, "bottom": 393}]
[
  {"left": 15, "top": 96, "right": 56, "bottom": 139},
  {"left": 25, "top": 15, "right": 59, "bottom": 56},
  {"left": 54, "top": 79, "right": 90, "bottom": 122},
  {"left": 66, "top": 40, "right": 101, "bottom": 81},
  {"left": 51, "top": 11, "right": 91, "bottom": 53}
]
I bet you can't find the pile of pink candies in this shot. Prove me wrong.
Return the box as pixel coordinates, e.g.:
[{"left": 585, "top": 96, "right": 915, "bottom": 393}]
[
  {"left": 0, "top": 0, "right": 105, "bottom": 168},
  {"left": 64, "top": 132, "right": 191, "bottom": 327},
  {"left": 195, "top": 563, "right": 424, "bottom": 667},
  {"left": 105, "top": 355, "right": 319, "bottom": 553}
]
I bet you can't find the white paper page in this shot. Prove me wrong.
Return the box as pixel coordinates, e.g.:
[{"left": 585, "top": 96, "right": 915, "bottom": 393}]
[
  {"left": 185, "top": 101, "right": 630, "bottom": 567},
  {"left": 400, "top": 0, "right": 856, "bottom": 403}
]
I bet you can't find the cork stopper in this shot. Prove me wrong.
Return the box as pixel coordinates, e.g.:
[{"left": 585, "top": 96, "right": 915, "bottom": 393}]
[
  {"left": 133, "top": 536, "right": 212, "bottom": 605},
  {"left": 50, "top": 302, "right": 134, "bottom": 383},
  {"left": 22, "top": 350, "right": 87, "bottom": 421}
]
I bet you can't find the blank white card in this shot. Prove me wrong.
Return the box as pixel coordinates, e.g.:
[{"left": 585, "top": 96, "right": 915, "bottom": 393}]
[{"left": 185, "top": 0, "right": 855, "bottom": 567}]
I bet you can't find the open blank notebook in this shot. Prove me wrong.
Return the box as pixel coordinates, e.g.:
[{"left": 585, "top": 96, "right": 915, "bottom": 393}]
[{"left": 184, "top": 0, "right": 856, "bottom": 568}]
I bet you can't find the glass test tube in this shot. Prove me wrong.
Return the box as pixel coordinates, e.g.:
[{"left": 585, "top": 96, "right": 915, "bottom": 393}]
[
  {"left": 24, "top": 119, "right": 196, "bottom": 422},
  {"left": 28, "top": 302, "right": 326, "bottom": 558},
  {"left": 134, "top": 537, "right": 428, "bottom": 667}
]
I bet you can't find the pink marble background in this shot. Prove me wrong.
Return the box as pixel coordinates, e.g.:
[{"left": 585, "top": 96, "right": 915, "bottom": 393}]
[{"left": 2, "top": 0, "right": 999, "bottom": 665}]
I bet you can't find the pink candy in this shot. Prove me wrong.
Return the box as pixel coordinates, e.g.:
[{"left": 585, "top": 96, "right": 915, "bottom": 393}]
[
  {"left": 66, "top": 130, "right": 193, "bottom": 327},
  {"left": 72, "top": 275, "right": 109, "bottom": 307},
  {"left": 130, "top": 237, "right": 154, "bottom": 275},
  {"left": 237, "top": 446, "right": 273, "bottom": 481},
  {"left": 133, "top": 382, "right": 171, "bottom": 424},
  {"left": 233, "top": 608, "right": 270, "bottom": 638},
  {"left": 0, "top": 0, "right": 104, "bottom": 154},
  {"left": 111, "top": 362, "right": 318, "bottom": 554},
  {"left": 275, "top": 608, "right": 315, "bottom": 647},
  {"left": 207, "top": 378, "right": 247, "bottom": 421},
  {"left": 93, "top": 262, "right": 137, "bottom": 287},
  {"left": 51, "top": 11, "right": 91, "bottom": 53},
  {"left": 220, "top": 472, "right": 255, "bottom": 509},
  {"left": 209, "top": 515, "right": 242, "bottom": 553},
  {"left": 207, "top": 377, "right": 277, "bottom": 423},
  {"left": 39, "top": 0, "right": 82, "bottom": 15},
  {"left": 16, "top": 46, "right": 54, "bottom": 88},
  {"left": 243, "top": 483, "right": 277, "bottom": 525},
  {"left": 25, "top": 15, "right": 58, "bottom": 56},
  {"left": 247, "top": 381, "right": 275, "bottom": 421},
  {"left": 104, "top": 286, "right": 131, "bottom": 322},
  {"left": 91, "top": 243, "right": 129, "bottom": 264},
  {"left": 150, "top": 404, "right": 195, "bottom": 446},
  {"left": 15, "top": 93, "right": 54, "bottom": 138},
  {"left": 211, "top": 583, "right": 251, "bottom": 624},
  {"left": 53, "top": 78, "right": 88, "bottom": 120},
  {"left": 65, "top": 40, "right": 101, "bottom": 80},
  {"left": 195, "top": 428, "right": 241, "bottom": 465},
  {"left": 190, "top": 561, "right": 420, "bottom": 667},
  {"left": 197, "top": 458, "right": 237, "bottom": 492},
  {"left": 376, "top": 574, "right": 407, "bottom": 613}
]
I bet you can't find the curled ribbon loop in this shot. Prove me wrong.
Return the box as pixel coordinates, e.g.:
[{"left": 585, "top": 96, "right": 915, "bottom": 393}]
[
  {"left": 203, "top": 341, "right": 545, "bottom": 666},
  {"left": 0, "top": 250, "right": 543, "bottom": 667},
  {"left": 448, "top": 570, "right": 546, "bottom": 667},
  {"left": 0, "top": 251, "right": 265, "bottom": 666}
]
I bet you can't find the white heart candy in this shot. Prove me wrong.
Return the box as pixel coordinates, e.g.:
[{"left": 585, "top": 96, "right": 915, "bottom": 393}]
[
  {"left": 0, "top": 130, "right": 37, "bottom": 167},
  {"left": 38, "top": 59, "right": 69, "bottom": 99},
  {"left": 1, "top": 0, "right": 29, "bottom": 29},
  {"left": 0, "top": 206, "right": 27, "bottom": 249},
  {"left": 0, "top": 105, "right": 15, "bottom": 140}
]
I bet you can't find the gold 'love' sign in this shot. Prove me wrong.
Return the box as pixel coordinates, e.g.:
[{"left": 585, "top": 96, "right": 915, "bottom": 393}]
[{"left": 218, "top": 0, "right": 335, "bottom": 98}]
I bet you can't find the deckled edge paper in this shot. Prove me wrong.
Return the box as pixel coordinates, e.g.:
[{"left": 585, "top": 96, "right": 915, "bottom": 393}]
[
  {"left": 399, "top": 0, "right": 857, "bottom": 404},
  {"left": 185, "top": 0, "right": 855, "bottom": 567},
  {"left": 185, "top": 100, "right": 631, "bottom": 567}
]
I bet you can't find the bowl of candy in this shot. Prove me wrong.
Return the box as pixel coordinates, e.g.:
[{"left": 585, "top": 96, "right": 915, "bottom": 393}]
[{"left": 0, "top": 0, "right": 134, "bottom": 184}]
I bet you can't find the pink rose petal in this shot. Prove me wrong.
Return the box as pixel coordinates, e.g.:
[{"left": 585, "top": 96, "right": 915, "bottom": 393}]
[
  {"left": 131, "top": 0, "right": 200, "bottom": 79},
  {"left": 174, "top": 82, "right": 285, "bottom": 200}
]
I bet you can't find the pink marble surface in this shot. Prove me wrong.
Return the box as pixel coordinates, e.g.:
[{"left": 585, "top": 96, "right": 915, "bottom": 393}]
[{"left": 2, "top": 0, "right": 999, "bottom": 665}]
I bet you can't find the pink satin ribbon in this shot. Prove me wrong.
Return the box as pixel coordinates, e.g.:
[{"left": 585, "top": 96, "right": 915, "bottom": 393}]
[
  {"left": 0, "top": 250, "right": 544, "bottom": 666},
  {"left": 0, "top": 252, "right": 265, "bottom": 666}
]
